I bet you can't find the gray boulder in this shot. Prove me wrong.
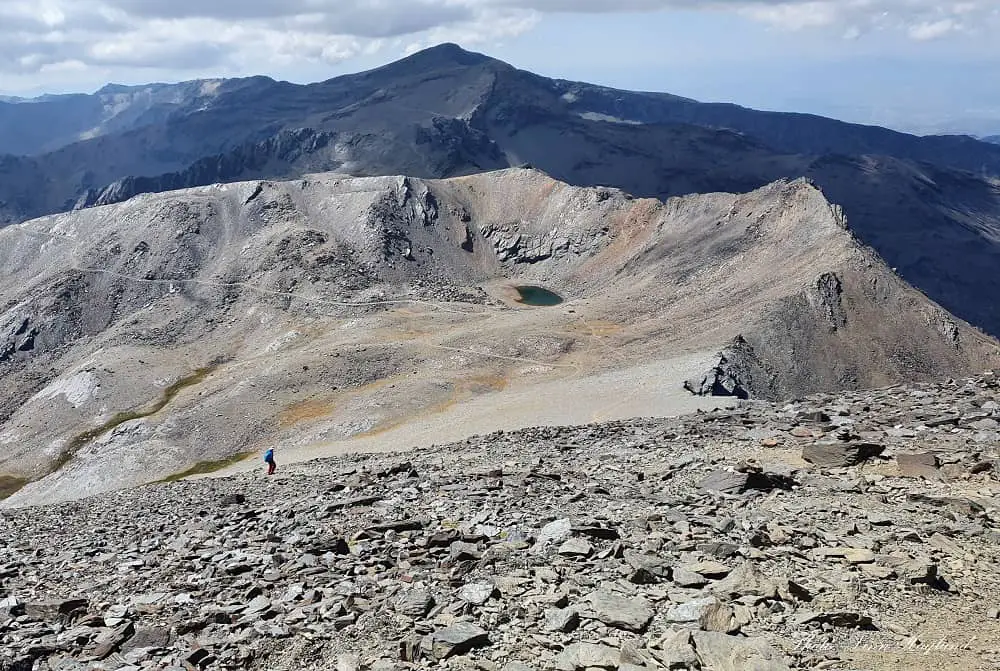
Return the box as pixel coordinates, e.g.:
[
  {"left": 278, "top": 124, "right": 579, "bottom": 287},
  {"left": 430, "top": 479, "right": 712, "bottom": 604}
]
[
  {"left": 802, "top": 442, "right": 884, "bottom": 467},
  {"left": 555, "top": 642, "right": 620, "bottom": 670},
  {"left": 427, "top": 622, "right": 490, "bottom": 660},
  {"left": 580, "top": 590, "right": 653, "bottom": 633},
  {"left": 691, "top": 631, "right": 791, "bottom": 671}
]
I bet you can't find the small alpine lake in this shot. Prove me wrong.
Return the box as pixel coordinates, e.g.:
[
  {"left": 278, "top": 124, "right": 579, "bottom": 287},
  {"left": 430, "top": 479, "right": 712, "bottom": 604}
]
[{"left": 513, "top": 285, "right": 564, "bottom": 306}]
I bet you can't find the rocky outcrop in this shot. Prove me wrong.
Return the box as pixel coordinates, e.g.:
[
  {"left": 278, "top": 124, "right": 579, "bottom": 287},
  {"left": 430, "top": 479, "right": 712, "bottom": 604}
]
[
  {"left": 480, "top": 222, "right": 594, "bottom": 264},
  {"left": 806, "top": 272, "right": 847, "bottom": 332},
  {"left": 683, "top": 360, "right": 748, "bottom": 399},
  {"left": 413, "top": 117, "right": 507, "bottom": 176},
  {"left": 0, "top": 318, "right": 37, "bottom": 364},
  {"left": 684, "top": 336, "right": 774, "bottom": 400}
]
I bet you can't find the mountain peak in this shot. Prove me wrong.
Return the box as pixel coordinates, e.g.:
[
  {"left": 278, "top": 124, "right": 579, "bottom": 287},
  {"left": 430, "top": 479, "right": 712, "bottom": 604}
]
[
  {"left": 411, "top": 42, "right": 490, "bottom": 63},
  {"left": 343, "top": 42, "right": 500, "bottom": 85},
  {"left": 94, "top": 82, "right": 189, "bottom": 96},
  {"left": 95, "top": 83, "right": 139, "bottom": 95},
  {"left": 386, "top": 42, "right": 497, "bottom": 72}
]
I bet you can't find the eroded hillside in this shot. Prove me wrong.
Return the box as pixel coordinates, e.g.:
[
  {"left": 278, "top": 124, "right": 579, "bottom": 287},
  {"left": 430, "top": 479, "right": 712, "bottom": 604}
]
[{"left": 0, "top": 169, "right": 996, "bottom": 506}]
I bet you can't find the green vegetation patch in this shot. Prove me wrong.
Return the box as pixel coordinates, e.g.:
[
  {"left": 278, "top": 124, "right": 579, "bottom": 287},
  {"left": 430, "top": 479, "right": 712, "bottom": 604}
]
[
  {"left": 157, "top": 452, "right": 253, "bottom": 483},
  {"left": 0, "top": 476, "right": 28, "bottom": 501},
  {"left": 56, "top": 366, "right": 217, "bottom": 472}
]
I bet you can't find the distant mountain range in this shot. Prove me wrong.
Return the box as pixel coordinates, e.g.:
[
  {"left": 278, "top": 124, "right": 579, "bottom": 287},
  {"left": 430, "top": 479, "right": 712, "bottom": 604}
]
[
  {"left": 2, "top": 43, "right": 1000, "bottom": 340},
  {"left": 0, "top": 79, "right": 263, "bottom": 156},
  {"left": 984, "top": 135, "right": 1000, "bottom": 145}
]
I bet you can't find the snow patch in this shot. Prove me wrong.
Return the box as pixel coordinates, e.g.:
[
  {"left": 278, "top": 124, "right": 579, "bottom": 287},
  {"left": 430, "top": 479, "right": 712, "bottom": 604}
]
[
  {"left": 578, "top": 112, "right": 643, "bottom": 125},
  {"left": 35, "top": 371, "right": 99, "bottom": 408},
  {"left": 265, "top": 331, "right": 302, "bottom": 353},
  {"left": 200, "top": 80, "right": 222, "bottom": 96}
]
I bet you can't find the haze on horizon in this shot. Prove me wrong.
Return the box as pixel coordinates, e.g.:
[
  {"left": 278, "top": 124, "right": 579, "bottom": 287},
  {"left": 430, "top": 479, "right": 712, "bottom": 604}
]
[{"left": 1, "top": 0, "right": 998, "bottom": 137}]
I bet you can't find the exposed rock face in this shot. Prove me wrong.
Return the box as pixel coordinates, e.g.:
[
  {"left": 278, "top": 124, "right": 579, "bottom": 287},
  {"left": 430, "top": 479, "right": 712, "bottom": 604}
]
[
  {"left": 0, "top": 169, "right": 997, "bottom": 506},
  {"left": 481, "top": 222, "right": 597, "bottom": 265},
  {"left": 684, "top": 339, "right": 754, "bottom": 399},
  {"left": 807, "top": 272, "right": 847, "bottom": 332},
  {"left": 1, "top": 374, "right": 999, "bottom": 670}
]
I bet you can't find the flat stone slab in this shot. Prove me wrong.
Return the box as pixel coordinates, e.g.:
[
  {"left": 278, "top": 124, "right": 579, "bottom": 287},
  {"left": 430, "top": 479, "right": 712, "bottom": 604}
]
[
  {"left": 814, "top": 547, "right": 876, "bottom": 564},
  {"left": 429, "top": 622, "right": 490, "bottom": 659},
  {"left": 555, "top": 642, "right": 620, "bottom": 671},
  {"left": 896, "top": 452, "right": 941, "bottom": 479},
  {"left": 802, "top": 442, "right": 884, "bottom": 467},
  {"left": 666, "top": 596, "right": 721, "bottom": 623},
  {"left": 580, "top": 590, "right": 653, "bottom": 632},
  {"left": 691, "top": 631, "right": 791, "bottom": 671}
]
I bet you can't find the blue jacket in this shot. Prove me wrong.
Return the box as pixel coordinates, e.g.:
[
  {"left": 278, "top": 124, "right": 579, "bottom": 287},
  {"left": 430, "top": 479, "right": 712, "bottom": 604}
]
[{"left": 264, "top": 449, "right": 274, "bottom": 462}]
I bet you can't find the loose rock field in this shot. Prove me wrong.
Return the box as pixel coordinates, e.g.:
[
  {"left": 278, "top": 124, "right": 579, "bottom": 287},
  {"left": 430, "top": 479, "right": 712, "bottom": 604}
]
[{"left": 2, "top": 376, "right": 999, "bottom": 670}]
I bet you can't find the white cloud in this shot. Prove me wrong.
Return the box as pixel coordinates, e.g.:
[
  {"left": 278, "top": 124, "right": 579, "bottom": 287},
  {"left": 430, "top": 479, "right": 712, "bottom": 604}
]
[
  {"left": 0, "top": 0, "right": 997, "bottom": 86},
  {"left": 908, "top": 17, "right": 961, "bottom": 40},
  {"left": 730, "top": 0, "right": 994, "bottom": 38},
  {"left": 738, "top": 2, "right": 841, "bottom": 30},
  {"left": 513, "top": 0, "right": 1000, "bottom": 40}
]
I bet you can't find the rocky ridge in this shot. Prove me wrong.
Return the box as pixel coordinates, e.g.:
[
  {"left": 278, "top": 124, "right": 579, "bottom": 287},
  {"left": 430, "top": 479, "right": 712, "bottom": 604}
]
[
  {"left": 2, "top": 169, "right": 999, "bottom": 507},
  {"left": 2, "top": 375, "right": 999, "bottom": 671},
  {"left": 0, "top": 79, "right": 260, "bottom": 157}
]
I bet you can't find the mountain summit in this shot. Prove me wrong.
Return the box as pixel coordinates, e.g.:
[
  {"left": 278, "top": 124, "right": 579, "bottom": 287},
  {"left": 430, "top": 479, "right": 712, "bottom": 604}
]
[{"left": 375, "top": 41, "right": 498, "bottom": 70}]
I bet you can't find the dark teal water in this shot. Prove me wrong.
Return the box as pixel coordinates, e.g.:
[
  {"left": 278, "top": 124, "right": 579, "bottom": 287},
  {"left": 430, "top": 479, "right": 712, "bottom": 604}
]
[{"left": 514, "top": 285, "right": 564, "bottom": 306}]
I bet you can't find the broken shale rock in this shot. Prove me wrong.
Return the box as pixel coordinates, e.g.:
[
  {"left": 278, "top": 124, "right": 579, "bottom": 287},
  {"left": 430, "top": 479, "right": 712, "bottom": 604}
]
[
  {"left": 1, "top": 374, "right": 999, "bottom": 671},
  {"left": 711, "top": 563, "right": 779, "bottom": 599},
  {"left": 698, "top": 468, "right": 794, "bottom": 494},
  {"left": 651, "top": 630, "right": 700, "bottom": 669},
  {"left": 426, "top": 623, "right": 490, "bottom": 660},
  {"left": 802, "top": 442, "right": 885, "bottom": 467},
  {"left": 896, "top": 452, "right": 941, "bottom": 479},
  {"left": 555, "top": 642, "right": 620, "bottom": 671},
  {"left": 580, "top": 590, "right": 654, "bottom": 633},
  {"left": 396, "top": 589, "right": 435, "bottom": 619},
  {"left": 691, "top": 631, "right": 791, "bottom": 671}
]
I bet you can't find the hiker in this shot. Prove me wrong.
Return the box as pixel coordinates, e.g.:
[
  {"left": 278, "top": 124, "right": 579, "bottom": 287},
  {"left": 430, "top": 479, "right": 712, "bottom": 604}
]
[{"left": 264, "top": 448, "right": 276, "bottom": 475}]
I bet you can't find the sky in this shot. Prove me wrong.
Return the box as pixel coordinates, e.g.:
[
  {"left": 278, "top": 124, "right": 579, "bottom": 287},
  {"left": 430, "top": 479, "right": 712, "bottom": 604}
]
[{"left": 1, "top": 1, "right": 998, "bottom": 136}]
